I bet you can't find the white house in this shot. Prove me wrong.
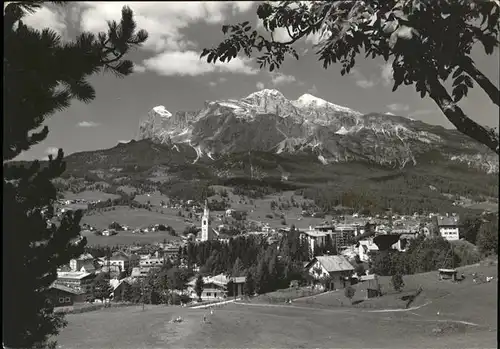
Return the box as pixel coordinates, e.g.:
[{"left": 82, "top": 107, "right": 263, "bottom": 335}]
[
  {"left": 186, "top": 274, "right": 246, "bottom": 300},
  {"left": 69, "top": 253, "right": 94, "bottom": 272},
  {"left": 139, "top": 257, "right": 163, "bottom": 268},
  {"left": 435, "top": 216, "right": 460, "bottom": 241},
  {"left": 305, "top": 255, "right": 354, "bottom": 290},
  {"left": 299, "top": 229, "right": 327, "bottom": 255},
  {"left": 358, "top": 238, "right": 379, "bottom": 262}
]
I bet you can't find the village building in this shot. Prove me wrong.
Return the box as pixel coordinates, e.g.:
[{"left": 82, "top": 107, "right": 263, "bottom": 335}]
[
  {"left": 305, "top": 255, "right": 355, "bottom": 290},
  {"left": 139, "top": 256, "right": 164, "bottom": 268},
  {"left": 435, "top": 215, "right": 460, "bottom": 241},
  {"left": 200, "top": 200, "right": 215, "bottom": 242},
  {"left": 186, "top": 274, "right": 246, "bottom": 300},
  {"left": 357, "top": 238, "right": 379, "bottom": 262},
  {"left": 69, "top": 253, "right": 94, "bottom": 272},
  {"left": 54, "top": 271, "right": 95, "bottom": 294},
  {"left": 299, "top": 229, "right": 327, "bottom": 255},
  {"left": 131, "top": 266, "right": 156, "bottom": 278},
  {"left": 46, "top": 284, "right": 90, "bottom": 307},
  {"left": 102, "top": 251, "right": 139, "bottom": 272}
]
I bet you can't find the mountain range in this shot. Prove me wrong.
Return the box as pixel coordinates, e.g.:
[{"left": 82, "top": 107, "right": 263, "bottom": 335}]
[{"left": 137, "top": 89, "right": 498, "bottom": 173}]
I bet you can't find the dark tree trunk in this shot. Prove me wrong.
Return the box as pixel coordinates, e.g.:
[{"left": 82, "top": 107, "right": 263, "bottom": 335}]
[
  {"left": 426, "top": 77, "right": 499, "bottom": 155},
  {"left": 461, "top": 60, "right": 500, "bottom": 107}
]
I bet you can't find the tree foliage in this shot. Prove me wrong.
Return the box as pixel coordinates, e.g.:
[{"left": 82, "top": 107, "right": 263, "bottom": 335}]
[
  {"left": 344, "top": 285, "right": 356, "bottom": 304},
  {"left": 391, "top": 273, "right": 405, "bottom": 292},
  {"left": 476, "top": 217, "right": 499, "bottom": 255},
  {"left": 202, "top": 0, "right": 500, "bottom": 154},
  {"left": 195, "top": 275, "right": 205, "bottom": 301},
  {"left": 92, "top": 276, "right": 113, "bottom": 301},
  {"left": 460, "top": 214, "right": 484, "bottom": 245},
  {"left": 244, "top": 271, "right": 255, "bottom": 296},
  {"left": 3, "top": 2, "right": 147, "bottom": 348}
]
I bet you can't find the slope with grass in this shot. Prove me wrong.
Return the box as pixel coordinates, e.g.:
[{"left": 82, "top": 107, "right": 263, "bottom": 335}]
[{"left": 55, "top": 275, "right": 497, "bottom": 349}]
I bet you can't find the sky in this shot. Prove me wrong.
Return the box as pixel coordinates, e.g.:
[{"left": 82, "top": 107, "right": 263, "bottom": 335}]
[{"left": 15, "top": 1, "right": 500, "bottom": 161}]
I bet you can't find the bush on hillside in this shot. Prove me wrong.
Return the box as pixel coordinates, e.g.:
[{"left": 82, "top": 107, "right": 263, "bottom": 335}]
[
  {"left": 451, "top": 240, "right": 481, "bottom": 266},
  {"left": 391, "top": 273, "right": 405, "bottom": 292},
  {"left": 344, "top": 286, "right": 356, "bottom": 304},
  {"left": 476, "top": 219, "right": 499, "bottom": 256}
]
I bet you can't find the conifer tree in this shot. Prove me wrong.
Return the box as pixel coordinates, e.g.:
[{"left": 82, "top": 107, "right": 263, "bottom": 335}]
[
  {"left": 243, "top": 271, "right": 255, "bottom": 297},
  {"left": 3, "top": 2, "right": 147, "bottom": 348},
  {"left": 195, "top": 275, "right": 205, "bottom": 302}
]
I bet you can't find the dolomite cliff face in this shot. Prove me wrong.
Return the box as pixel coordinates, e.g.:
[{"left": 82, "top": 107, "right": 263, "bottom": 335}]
[{"left": 137, "top": 89, "right": 498, "bottom": 172}]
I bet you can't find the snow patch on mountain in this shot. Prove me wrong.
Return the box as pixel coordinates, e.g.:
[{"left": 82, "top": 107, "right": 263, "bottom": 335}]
[
  {"left": 336, "top": 126, "right": 349, "bottom": 135},
  {"left": 245, "top": 89, "right": 285, "bottom": 99},
  {"left": 152, "top": 106, "right": 172, "bottom": 118},
  {"left": 318, "top": 154, "right": 328, "bottom": 165},
  {"left": 293, "top": 93, "right": 362, "bottom": 116}
]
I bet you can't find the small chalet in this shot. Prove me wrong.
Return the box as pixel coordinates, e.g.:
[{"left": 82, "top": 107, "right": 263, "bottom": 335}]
[
  {"left": 305, "top": 255, "right": 355, "bottom": 290},
  {"left": 435, "top": 215, "right": 460, "bottom": 241},
  {"left": 187, "top": 274, "right": 246, "bottom": 300},
  {"left": 46, "top": 284, "right": 90, "bottom": 307}
]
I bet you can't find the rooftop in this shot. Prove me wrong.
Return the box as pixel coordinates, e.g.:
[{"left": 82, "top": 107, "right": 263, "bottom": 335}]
[
  {"left": 49, "top": 284, "right": 86, "bottom": 295},
  {"left": 312, "top": 255, "right": 355, "bottom": 272},
  {"left": 436, "top": 216, "right": 460, "bottom": 226},
  {"left": 56, "top": 271, "right": 93, "bottom": 280},
  {"left": 301, "top": 230, "right": 327, "bottom": 238}
]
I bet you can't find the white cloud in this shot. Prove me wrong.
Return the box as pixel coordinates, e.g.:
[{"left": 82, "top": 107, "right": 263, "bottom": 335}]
[
  {"left": 133, "top": 64, "right": 147, "bottom": 73},
  {"left": 118, "top": 140, "right": 130, "bottom": 144},
  {"left": 21, "top": 5, "right": 67, "bottom": 38},
  {"left": 142, "top": 50, "right": 257, "bottom": 76},
  {"left": 256, "top": 18, "right": 293, "bottom": 43},
  {"left": 77, "top": 121, "right": 100, "bottom": 127},
  {"left": 350, "top": 69, "right": 376, "bottom": 89},
  {"left": 381, "top": 62, "right": 394, "bottom": 86},
  {"left": 308, "top": 84, "right": 319, "bottom": 95},
  {"left": 387, "top": 103, "right": 410, "bottom": 112},
  {"left": 409, "top": 109, "right": 435, "bottom": 117},
  {"left": 80, "top": 2, "right": 254, "bottom": 53},
  {"left": 270, "top": 72, "right": 296, "bottom": 86},
  {"left": 385, "top": 112, "right": 395, "bottom": 115},
  {"left": 256, "top": 81, "right": 265, "bottom": 90},
  {"left": 44, "top": 147, "right": 59, "bottom": 159},
  {"left": 305, "top": 29, "right": 332, "bottom": 45},
  {"left": 209, "top": 77, "right": 228, "bottom": 87}
]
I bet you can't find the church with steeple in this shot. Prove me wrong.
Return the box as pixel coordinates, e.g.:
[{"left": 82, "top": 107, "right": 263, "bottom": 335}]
[{"left": 200, "top": 200, "right": 215, "bottom": 241}]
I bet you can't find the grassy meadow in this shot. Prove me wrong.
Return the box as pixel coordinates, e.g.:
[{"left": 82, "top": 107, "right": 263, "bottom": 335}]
[{"left": 54, "top": 262, "right": 497, "bottom": 349}]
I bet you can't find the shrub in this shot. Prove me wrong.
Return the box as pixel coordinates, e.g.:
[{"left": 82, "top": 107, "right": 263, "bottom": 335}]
[
  {"left": 451, "top": 240, "right": 481, "bottom": 266},
  {"left": 476, "top": 219, "right": 498, "bottom": 256},
  {"left": 391, "top": 273, "right": 405, "bottom": 292},
  {"left": 354, "top": 263, "right": 365, "bottom": 277},
  {"left": 344, "top": 286, "right": 355, "bottom": 304}
]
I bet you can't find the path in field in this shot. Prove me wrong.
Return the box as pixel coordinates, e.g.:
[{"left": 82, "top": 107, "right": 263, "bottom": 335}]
[{"left": 177, "top": 302, "right": 495, "bottom": 349}]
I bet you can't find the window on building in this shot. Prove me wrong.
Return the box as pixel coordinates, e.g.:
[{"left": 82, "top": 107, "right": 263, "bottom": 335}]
[
  {"left": 65, "top": 297, "right": 71, "bottom": 303},
  {"left": 207, "top": 292, "right": 211, "bottom": 297},
  {"left": 59, "top": 298, "right": 65, "bottom": 303}
]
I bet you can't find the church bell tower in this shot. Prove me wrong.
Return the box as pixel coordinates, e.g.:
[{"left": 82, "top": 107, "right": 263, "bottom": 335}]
[{"left": 201, "top": 200, "right": 212, "bottom": 241}]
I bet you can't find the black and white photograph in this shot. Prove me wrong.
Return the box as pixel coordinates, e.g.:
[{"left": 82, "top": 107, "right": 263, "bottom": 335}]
[{"left": 3, "top": 1, "right": 499, "bottom": 348}]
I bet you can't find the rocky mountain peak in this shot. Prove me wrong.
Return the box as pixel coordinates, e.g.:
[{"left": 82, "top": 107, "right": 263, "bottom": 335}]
[{"left": 137, "top": 89, "right": 498, "bottom": 172}]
